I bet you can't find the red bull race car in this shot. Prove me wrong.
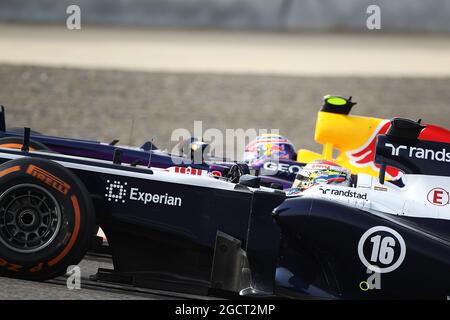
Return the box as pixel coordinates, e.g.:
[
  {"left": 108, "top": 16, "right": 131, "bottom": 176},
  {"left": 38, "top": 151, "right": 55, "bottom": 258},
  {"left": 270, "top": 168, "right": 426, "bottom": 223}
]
[{"left": 1, "top": 95, "right": 449, "bottom": 189}]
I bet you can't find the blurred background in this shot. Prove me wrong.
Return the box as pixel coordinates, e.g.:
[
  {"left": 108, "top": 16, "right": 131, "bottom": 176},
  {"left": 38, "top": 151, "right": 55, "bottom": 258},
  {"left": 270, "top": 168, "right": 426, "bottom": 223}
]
[{"left": 0, "top": 0, "right": 449, "bottom": 158}]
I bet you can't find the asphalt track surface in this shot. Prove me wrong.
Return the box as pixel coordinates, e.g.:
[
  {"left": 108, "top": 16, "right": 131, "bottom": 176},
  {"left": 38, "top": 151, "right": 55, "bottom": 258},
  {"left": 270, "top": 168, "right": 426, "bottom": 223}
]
[
  {"left": 0, "top": 25, "right": 449, "bottom": 299},
  {"left": 0, "top": 24, "right": 449, "bottom": 157},
  {"left": 0, "top": 65, "right": 449, "bottom": 159},
  {"left": 1, "top": 253, "right": 218, "bottom": 300}
]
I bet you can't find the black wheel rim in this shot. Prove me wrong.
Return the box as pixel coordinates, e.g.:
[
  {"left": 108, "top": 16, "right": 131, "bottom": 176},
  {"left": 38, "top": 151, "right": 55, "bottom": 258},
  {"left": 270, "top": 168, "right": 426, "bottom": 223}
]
[{"left": 0, "top": 184, "right": 61, "bottom": 253}]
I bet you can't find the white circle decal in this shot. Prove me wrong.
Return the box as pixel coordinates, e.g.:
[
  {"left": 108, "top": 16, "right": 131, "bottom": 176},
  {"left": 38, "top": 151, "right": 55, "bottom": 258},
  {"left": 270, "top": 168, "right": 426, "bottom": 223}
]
[
  {"left": 357, "top": 226, "right": 406, "bottom": 273},
  {"left": 427, "top": 188, "right": 449, "bottom": 206}
]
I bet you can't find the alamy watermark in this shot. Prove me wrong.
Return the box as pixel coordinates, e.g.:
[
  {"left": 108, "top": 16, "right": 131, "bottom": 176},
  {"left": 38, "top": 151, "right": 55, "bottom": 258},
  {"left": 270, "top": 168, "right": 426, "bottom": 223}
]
[
  {"left": 170, "top": 121, "right": 280, "bottom": 165},
  {"left": 359, "top": 268, "right": 381, "bottom": 291},
  {"left": 65, "top": 4, "right": 380, "bottom": 31},
  {"left": 66, "top": 265, "right": 81, "bottom": 290},
  {"left": 66, "top": 5, "right": 81, "bottom": 30},
  {"left": 366, "top": 5, "right": 381, "bottom": 30}
]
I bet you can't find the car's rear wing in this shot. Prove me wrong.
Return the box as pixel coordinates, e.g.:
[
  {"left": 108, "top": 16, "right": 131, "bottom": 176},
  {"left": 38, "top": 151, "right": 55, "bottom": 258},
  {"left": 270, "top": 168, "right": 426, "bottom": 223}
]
[
  {"left": 297, "top": 95, "right": 450, "bottom": 180},
  {"left": 375, "top": 118, "right": 450, "bottom": 183}
]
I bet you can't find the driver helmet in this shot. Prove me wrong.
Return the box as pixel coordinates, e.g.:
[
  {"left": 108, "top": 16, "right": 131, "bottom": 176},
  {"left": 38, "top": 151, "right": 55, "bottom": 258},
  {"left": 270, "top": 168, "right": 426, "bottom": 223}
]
[
  {"left": 243, "top": 134, "right": 296, "bottom": 168},
  {"left": 293, "top": 159, "right": 351, "bottom": 191}
]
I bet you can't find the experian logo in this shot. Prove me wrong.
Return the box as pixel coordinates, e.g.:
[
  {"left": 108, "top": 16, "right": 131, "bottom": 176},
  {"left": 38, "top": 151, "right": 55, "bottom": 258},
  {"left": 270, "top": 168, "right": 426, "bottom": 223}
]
[
  {"left": 105, "top": 180, "right": 182, "bottom": 207},
  {"left": 129, "top": 188, "right": 182, "bottom": 207},
  {"left": 385, "top": 143, "right": 450, "bottom": 163}
]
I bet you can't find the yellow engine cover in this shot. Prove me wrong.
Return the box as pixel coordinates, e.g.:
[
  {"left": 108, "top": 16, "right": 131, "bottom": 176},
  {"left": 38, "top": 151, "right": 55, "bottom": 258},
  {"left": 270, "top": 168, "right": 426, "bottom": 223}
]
[{"left": 297, "top": 111, "right": 401, "bottom": 179}]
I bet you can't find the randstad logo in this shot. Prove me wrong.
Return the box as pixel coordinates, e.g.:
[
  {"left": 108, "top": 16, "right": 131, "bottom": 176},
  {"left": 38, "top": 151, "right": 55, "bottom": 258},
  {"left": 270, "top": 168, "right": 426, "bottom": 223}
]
[
  {"left": 105, "top": 180, "right": 182, "bottom": 207},
  {"left": 385, "top": 143, "right": 450, "bottom": 162},
  {"left": 319, "top": 187, "right": 368, "bottom": 200}
]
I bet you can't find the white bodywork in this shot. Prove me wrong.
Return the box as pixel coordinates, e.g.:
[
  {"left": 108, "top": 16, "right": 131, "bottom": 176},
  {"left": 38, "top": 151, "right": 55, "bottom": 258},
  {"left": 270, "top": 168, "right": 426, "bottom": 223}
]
[{"left": 300, "top": 173, "right": 450, "bottom": 221}]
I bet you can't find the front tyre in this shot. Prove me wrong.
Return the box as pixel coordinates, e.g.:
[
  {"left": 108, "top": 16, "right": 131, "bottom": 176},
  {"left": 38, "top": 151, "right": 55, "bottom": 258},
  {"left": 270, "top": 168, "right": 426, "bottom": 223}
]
[{"left": 0, "top": 157, "right": 96, "bottom": 280}]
